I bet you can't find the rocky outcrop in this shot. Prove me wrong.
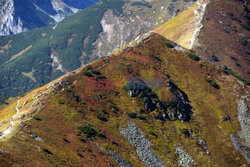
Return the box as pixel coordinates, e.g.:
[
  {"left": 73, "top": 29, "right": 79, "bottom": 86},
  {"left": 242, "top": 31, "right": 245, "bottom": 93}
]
[
  {"left": 0, "top": 0, "right": 27, "bottom": 35},
  {"left": 175, "top": 146, "right": 195, "bottom": 167},
  {"left": 230, "top": 134, "right": 250, "bottom": 165},
  {"left": 0, "top": 0, "right": 98, "bottom": 35},
  {"left": 165, "top": 80, "right": 193, "bottom": 122},
  {"left": 120, "top": 122, "right": 165, "bottom": 167},
  {"left": 93, "top": 0, "right": 193, "bottom": 58},
  {"left": 237, "top": 99, "right": 250, "bottom": 148},
  {"left": 230, "top": 98, "right": 250, "bottom": 165},
  {"left": 188, "top": 0, "right": 208, "bottom": 49},
  {"left": 110, "top": 151, "right": 134, "bottom": 167}
]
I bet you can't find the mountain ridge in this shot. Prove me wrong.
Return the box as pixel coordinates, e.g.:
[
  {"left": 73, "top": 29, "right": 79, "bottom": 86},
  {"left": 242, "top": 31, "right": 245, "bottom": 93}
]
[
  {"left": 0, "top": 0, "right": 193, "bottom": 99},
  {"left": 0, "top": 32, "right": 249, "bottom": 166}
]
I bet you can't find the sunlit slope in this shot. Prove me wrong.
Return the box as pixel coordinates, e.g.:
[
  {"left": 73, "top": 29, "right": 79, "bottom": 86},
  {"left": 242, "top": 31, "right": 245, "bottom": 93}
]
[
  {"left": 155, "top": 1, "right": 204, "bottom": 48},
  {"left": 0, "top": 67, "right": 84, "bottom": 141},
  {"left": 0, "top": 33, "right": 248, "bottom": 166}
]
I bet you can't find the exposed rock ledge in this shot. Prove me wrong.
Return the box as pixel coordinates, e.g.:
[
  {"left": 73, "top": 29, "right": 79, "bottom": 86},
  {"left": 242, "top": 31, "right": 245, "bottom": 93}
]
[{"left": 120, "top": 122, "right": 165, "bottom": 167}]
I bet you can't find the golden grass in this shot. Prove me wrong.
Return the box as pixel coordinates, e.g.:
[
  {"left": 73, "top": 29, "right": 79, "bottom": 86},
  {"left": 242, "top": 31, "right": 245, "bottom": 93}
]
[
  {"left": 0, "top": 40, "right": 12, "bottom": 53},
  {"left": 22, "top": 68, "right": 36, "bottom": 82},
  {"left": 6, "top": 45, "right": 32, "bottom": 63},
  {"left": 0, "top": 32, "right": 248, "bottom": 166},
  {"left": 154, "top": 3, "right": 200, "bottom": 48}
]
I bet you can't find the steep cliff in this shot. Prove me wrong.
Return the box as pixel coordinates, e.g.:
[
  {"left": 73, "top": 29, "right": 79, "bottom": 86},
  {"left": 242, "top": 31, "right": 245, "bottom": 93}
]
[{"left": 0, "top": 0, "right": 98, "bottom": 35}]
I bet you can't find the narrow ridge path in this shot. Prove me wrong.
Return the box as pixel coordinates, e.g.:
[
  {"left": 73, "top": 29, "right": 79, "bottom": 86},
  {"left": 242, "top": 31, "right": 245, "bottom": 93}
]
[{"left": 0, "top": 100, "right": 20, "bottom": 139}]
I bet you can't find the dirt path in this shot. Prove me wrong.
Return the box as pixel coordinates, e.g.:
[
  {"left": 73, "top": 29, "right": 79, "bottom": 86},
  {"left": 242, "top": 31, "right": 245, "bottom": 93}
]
[{"left": 0, "top": 100, "right": 20, "bottom": 139}]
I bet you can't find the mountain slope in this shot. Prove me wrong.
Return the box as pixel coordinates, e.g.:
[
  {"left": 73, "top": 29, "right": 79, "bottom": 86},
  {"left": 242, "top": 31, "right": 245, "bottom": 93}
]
[
  {"left": 0, "top": 0, "right": 193, "bottom": 99},
  {"left": 195, "top": 0, "right": 250, "bottom": 83},
  {"left": 155, "top": 0, "right": 250, "bottom": 83},
  {"left": 0, "top": 0, "right": 99, "bottom": 35},
  {"left": 0, "top": 33, "right": 249, "bottom": 166},
  {"left": 154, "top": 0, "right": 207, "bottom": 49}
]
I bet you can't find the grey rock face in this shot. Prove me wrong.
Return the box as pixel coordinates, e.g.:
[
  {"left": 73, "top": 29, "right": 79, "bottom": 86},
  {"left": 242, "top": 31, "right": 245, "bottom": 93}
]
[
  {"left": 110, "top": 151, "right": 134, "bottom": 167},
  {"left": 0, "top": 0, "right": 98, "bottom": 35},
  {"left": 30, "top": 133, "right": 43, "bottom": 142},
  {"left": 175, "top": 146, "right": 195, "bottom": 167},
  {"left": 230, "top": 99, "right": 250, "bottom": 165},
  {"left": 237, "top": 99, "right": 250, "bottom": 148},
  {"left": 0, "top": 0, "right": 27, "bottom": 35},
  {"left": 93, "top": 0, "right": 192, "bottom": 59},
  {"left": 230, "top": 134, "right": 250, "bottom": 165},
  {"left": 120, "top": 122, "right": 165, "bottom": 167}
]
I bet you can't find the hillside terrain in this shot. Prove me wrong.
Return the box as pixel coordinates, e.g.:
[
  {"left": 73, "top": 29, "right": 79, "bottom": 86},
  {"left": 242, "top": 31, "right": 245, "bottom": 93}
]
[
  {"left": 0, "top": 33, "right": 249, "bottom": 166},
  {"left": 0, "top": 0, "right": 193, "bottom": 99},
  {"left": 195, "top": 0, "right": 250, "bottom": 84},
  {"left": 0, "top": 0, "right": 99, "bottom": 35},
  {"left": 155, "top": 0, "right": 250, "bottom": 83}
]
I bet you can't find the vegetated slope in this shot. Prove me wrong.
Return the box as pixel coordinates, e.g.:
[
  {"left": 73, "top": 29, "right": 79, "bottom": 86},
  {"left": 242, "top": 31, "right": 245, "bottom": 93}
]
[
  {"left": 0, "top": 0, "right": 99, "bottom": 35},
  {"left": 156, "top": 0, "right": 250, "bottom": 84},
  {"left": 193, "top": 0, "right": 250, "bottom": 83},
  {"left": 0, "top": 0, "right": 193, "bottom": 99},
  {"left": 0, "top": 33, "right": 249, "bottom": 166},
  {"left": 154, "top": 0, "right": 205, "bottom": 48}
]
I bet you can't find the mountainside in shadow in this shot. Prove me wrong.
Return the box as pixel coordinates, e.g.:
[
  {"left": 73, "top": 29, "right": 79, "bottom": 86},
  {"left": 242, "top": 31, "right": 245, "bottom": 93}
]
[
  {"left": 0, "top": 0, "right": 99, "bottom": 35},
  {"left": 0, "top": 33, "right": 249, "bottom": 166},
  {"left": 0, "top": 0, "right": 193, "bottom": 99}
]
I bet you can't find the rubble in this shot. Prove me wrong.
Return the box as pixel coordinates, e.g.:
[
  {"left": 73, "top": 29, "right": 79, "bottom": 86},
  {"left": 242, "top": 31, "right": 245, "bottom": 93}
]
[
  {"left": 175, "top": 146, "right": 195, "bottom": 167},
  {"left": 110, "top": 151, "right": 134, "bottom": 167},
  {"left": 30, "top": 133, "right": 43, "bottom": 142},
  {"left": 120, "top": 122, "right": 165, "bottom": 167}
]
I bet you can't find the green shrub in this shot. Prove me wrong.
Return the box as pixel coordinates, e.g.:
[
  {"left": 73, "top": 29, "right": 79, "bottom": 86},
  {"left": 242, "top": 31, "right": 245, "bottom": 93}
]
[
  {"left": 63, "top": 138, "right": 70, "bottom": 143},
  {"left": 96, "top": 114, "right": 108, "bottom": 122},
  {"left": 79, "top": 137, "right": 86, "bottom": 143},
  {"left": 97, "top": 133, "right": 106, "bottom": 139},
  {"left": 142, "top": 96, "right": 149, "bottom": 103},
  {"left": 88, "top": 106, "right": 93, "bottom": 111},
  {"left": 96, "top": 75, "right": 106, "bottom": 79},
  {"left": 205, "top": 78, "right": 212, "bottom": 83},
  {"left": 162, "top": 100, "right": 177, "bottom": 109},
  {"left": 211, "top": 55, "right": 219, "bottom": 62},
  {"left": 138, "top": 115, "right": 146, "bottom": 120},
  {"left": 77, "top": 125, "right": 97, "bottom": 138},
  {"left": 181, "top": 129, "right": 191, "bottom": 137},
  {"left": 188, "top": 53, "right": 200, "bottom": 61},
  {"left": 77, "top": 152, "right": 83, "bottom": 157},
  {"left": 226, "top": 12, "right": 240, "bottom": 22},
  {"left": 236, "top": 63, "right": 241, "bottom": 67},
  {"left": 239, "top": 39, "right": 247, "bottom": 46},
  {"left": 240, "top": 24, "right": 250, "bottom": 31},
  {"left": 210, "top": 81, "right": 220, "bottom": 89},
  {"left": 126, "top": 112, "right": 137, "bottom": 118},
  {"left": 86, "top": 65, "right": 93, "bottom": 70},
  {"left": 223, "top": 69, "right": 249, "bottom": 85},
  {"left": 230, "top": 56, "right": 236, "bottom": 60},
  {"left": 91, "top": 69, "right": 101, "bottom": 75},
  {"left": 58, "top": 99, "right": 65, "bottom": 104},
  {"left": 83, "top": 71, "right": 93, "bottom": 77},
  {"left": 33, "top": 116, "right": 42, "bottom": 121},
  {"left": 165, "top": 41, "right": 175, "bottom": 48},
  {"left": 205, "top": 78, "right": 220, "bottom": 89},
  {"left": 150, "top": 132, "right": 158, "bottom": 137},
  {"left": 41, "top": 147, "right": 52, "bottom": 155}
]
